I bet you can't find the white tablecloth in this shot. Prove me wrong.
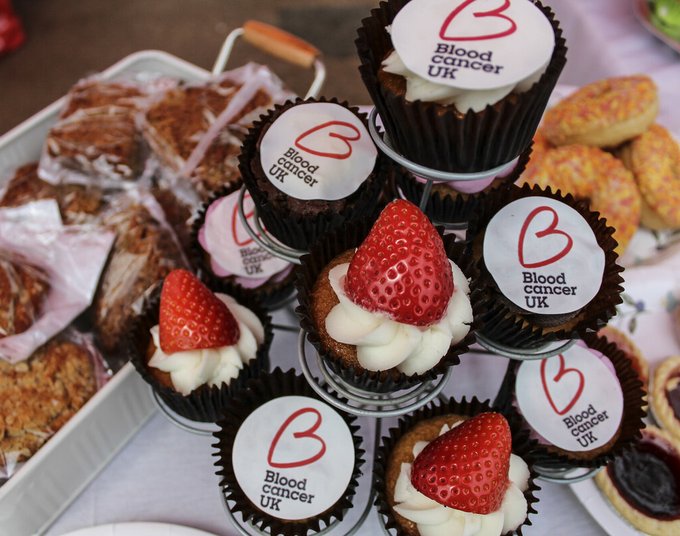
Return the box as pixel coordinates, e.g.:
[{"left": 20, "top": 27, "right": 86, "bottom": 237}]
[{"left": 47, "top": 1, "right": 680, "bottom": 535}]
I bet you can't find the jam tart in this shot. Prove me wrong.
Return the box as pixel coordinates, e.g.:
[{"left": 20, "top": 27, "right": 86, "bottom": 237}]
[
  {"left": 651, "top": 356, "right": 680, "bottom": 442},
  {"left": 595, "top": 425, "right": 680, "bottom": 536}
]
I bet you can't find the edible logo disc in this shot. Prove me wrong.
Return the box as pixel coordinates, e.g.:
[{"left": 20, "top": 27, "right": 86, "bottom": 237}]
[
  {"left": 391, "top": 0, "right": 555, "bottom": 89},
  {"left": 232, "top": 396, "right": 355, "bottom": 520},
  {"left": 483, "top": 196, "right": 605, "bottom": 315},
  {"left": 201, "top": 191, "right": 289, "bottom": 279},
  {"left": 516, "top": 345, "right": 624, "bottom": 451},
  {"left": 259, "top": 103, "right": 377, "bottom": 201}
]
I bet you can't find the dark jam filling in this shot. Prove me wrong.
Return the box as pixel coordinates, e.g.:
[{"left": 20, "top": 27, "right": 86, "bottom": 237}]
[
  {"left": 666, "top": 375, "right": 680, "bottom": 419},
  {"left": 608, "top": 434, "right": 680, "bottom": 520}
]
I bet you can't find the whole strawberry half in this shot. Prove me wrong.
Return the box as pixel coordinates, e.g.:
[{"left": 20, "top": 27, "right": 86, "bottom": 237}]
[
  {"left": 159, "top": 269, "right": 240, "bottom": 353},
  {"left": 344, "top": 199, "right": 453, "bottom": 326},
  {"left": 411, "top": 412, "right": 512, "bottom": 514}
]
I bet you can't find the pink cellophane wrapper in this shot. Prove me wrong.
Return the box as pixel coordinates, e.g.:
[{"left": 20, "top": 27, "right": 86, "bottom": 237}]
[{"left": 0, "top": 200, "right": 115, "bottom": 363}]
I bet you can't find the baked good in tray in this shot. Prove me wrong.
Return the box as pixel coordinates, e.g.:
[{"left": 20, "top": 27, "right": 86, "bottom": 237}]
[
  {"left": 41, "top": 79, "right": 149, "bottom": 184},
  {"left": 0, "top": 335, "right": 97, "bottom": 477},
  {"left": 92, "top": 201, "right": 187, "bottom": 354},
  {"left": 143, "top": 74, "right": 281, "bottom": 198},
  {"left": 0, "top": 254, "right": 50, "bottom": 339},
  {"left": 0, "top": 162, "right": 104, "bottom": 224}
]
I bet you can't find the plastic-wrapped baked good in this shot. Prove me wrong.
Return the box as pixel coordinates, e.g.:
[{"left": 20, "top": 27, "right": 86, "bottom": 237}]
[
  {"left": 0, "top": 162, "right": 104, "bottom": 224},
  {"left": 39, "top": 77, "right": 157, "bottom": 187},
  {"left": 0, "top": 331, "right": 107, "bottom": 480},
  {"left": 92, "top": 193, "right": 187, "bottom": 354},
  {"left": 0, "top": 253, "right": 49, "bottom": 339},
  {"left": 144, "top": 64, "right": 294, "bottom": 200}
]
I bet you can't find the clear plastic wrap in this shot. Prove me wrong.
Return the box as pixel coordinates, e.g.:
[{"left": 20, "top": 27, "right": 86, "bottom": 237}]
[
  {"left": 91, "top": 190, "right": 188, "bottom": 354},
  {"left": 0, "top": 253, "right": 49, "bottom": 339},
  {"left": 144, "top": 64, "right": 295, "bottom": 249},
  {"left": 0, "top": 162, "right": 104, "bottom": 224},
  {"left": 0, "top": 329, "right": 110, "bottom": 482},
  {"left": 0, "top": 200, "right": 115, "bottom": 363},
  {"left": 37, "top": 76, "right": 175, "bottom": 188}
]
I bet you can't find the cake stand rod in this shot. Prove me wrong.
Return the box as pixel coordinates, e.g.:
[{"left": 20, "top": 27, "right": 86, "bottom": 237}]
[
  {"left": 534, "top": 464, "right": 603, "bottom": 485},
  {"left": 475, "top": 333, "right": 578, "bottom": 361},
  {"left": 298, "top": 329, "right": 453, "bottom": 418},
  {"left": 219, "top": 419, "right": 382, "bottom": 535},
  {"left": 237, "top": 185, "right": 306, "bottom": 265}
]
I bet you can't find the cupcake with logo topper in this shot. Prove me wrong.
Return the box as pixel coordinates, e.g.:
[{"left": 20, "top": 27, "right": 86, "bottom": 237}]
[
  {"left": 129, "top": 269, "right": 272, "bottom": 422},
  {"left": 498, "top": 333, "right": 645, "bottom": 468},
  {"left": 213, "top": 368, "right": 364, "bottom": 536},
  {"left": 296, "top": 199, "right": 482, "bottom": 392},
  {"left": 356, "top": 0, "right": 566, "bottom": 174},
  {"left": 466, "top": 182, "right": 623, "bottom": 349},
  {"left": 192, "top": 182, "right": 296, "bottom": 308},
  {"left": 374, "top": 397, "right": 540, "bottom": 536},
  {"left": 239, "top": 97, "right": 395, "bottom": 250}
]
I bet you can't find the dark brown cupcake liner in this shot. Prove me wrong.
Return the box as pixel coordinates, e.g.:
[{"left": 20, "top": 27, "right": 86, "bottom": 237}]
[
  {"left": 239, "top": 97, "right": 391, "bottom": 250},
  {"left": 373, "top": 396, "right": 541, "bottom": 536},
  {"left": 356, "top": 0, "right": 567, "bottom": 172},
  {"left": 128, "top": 277, "right": 273, "bottom": 422},
  {"left": 396, "top": 143, "right": 534, "bottom": 226},
  {"left": 295, "top": 215, "right": 484, "bottom": 393},
  {"left": 466, "top": 183, "right": 624, "bottom": 349},
  {"left": 212, "top": 367, "right": 365, "bottom": 536},
  {"left": 190, "top": 182, "right": 297, "bottom": 309},
  {"left": 495, "top": 334, "right": 646, "bottom": 469}
]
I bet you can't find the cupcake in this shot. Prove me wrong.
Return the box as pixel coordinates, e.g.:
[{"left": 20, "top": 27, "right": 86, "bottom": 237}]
[
  {"left": 239, "top": 97, "right": 390, "bottom": 250},
  {"left": 213, "top": 368, "right": 364, "bottom": 536},
  {"left": 374, "top": 397, "right": 539, "bottom": 536},
  {"left": 395, "top": 142, "right": 534, "bottom": 226},
  {"left": 594, "top": 425, "right": 680, "bottom": 536},
  {"left": 296, "top": 199, "right": 480, "bottom": 392},
  {"left": 193, "top": 183, "right": 295, "bottom": 308},
  {"left": 129, "top": 268, "right": 272, "bottom": 422},
  {"left": 356, "top": 0, "right": 567, "bottom": 172},
  {"left": 467, "top": 183, "right": 623, "bottom": 349},
  {"left": 507, "top": 333, "right": 645, "bottom": 468}
]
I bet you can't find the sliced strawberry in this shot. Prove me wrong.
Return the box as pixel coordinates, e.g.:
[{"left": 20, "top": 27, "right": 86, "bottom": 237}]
[
  {"left": 344, "top": 199, "right": 453, "bottom": 326},
  {"left": 159, "top": 269, "right": 240, "bottom": 353},
  {"left": 411, "top": 412, "right": 512, "bottom": 514}
]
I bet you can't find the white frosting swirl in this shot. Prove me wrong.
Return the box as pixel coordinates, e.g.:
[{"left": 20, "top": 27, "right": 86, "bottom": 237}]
[
  {"left": 324, "top": 260, "right": 472, "bottom": 375},
  {"left": 382, "top": 49, "right": 548, "bottom": 113},
  {"left": 394, "top": 423, "right": 530, "bottom": 536},
  {"left": 148, "top": 293, "right": 264, "bottom": 395}
]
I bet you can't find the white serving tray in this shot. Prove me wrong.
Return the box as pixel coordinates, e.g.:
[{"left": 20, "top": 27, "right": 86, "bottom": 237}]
[{"left": 0, "top": 50, "right": 214, "bottom": 536}]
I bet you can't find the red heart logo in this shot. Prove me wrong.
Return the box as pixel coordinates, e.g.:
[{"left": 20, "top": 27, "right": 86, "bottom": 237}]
[
  {"left": 517, "top": 205, "right": 574, "bottom": 269},
  {"left": 439, "top": 0, "right": 517, "bottom": 42},
  {"left": 267, "top": 408, "right": 327, "bottom": 469},
  {"left": 294, "top": 121, "right": 361, "bottom": 160},
  {"left": 540, "top": 355, "right": 585, "bottom": 416},
  {"left": 230, "top": 191, "right": 258, "bottom": 247}
]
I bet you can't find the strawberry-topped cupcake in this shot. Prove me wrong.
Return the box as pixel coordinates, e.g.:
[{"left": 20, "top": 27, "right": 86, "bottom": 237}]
[
  {"left": 374, "top": 398, "right": 539, "bottom": 535},
  {"left": 296, "top": 199, "right": 481, "bottom": 391},
  {"left": 129, "top": 269, "right": 272, "bottom": 421}
]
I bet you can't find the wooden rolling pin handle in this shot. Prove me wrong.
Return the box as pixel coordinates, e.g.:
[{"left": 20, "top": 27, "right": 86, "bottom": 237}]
[{"left": 242, "top": 20, "right": 321, "bottom": 69}]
